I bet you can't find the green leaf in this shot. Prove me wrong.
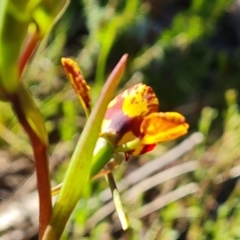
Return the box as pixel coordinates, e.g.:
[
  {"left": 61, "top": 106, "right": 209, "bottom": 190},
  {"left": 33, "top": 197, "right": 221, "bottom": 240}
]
[
  {"left": 0, "top": 0, "right": 7, "bottom": 33},
  {"left": 33, "top": 0, "right": 69, "bottom": 38},
  {"left": 16, "top": 83, "right": 48, "bottom": 145},
  {"left": 7, "top": 0, "right": 40, "bottom": 22},
  {"left": 0, "top": 2, "right": 29, "bottom": 94}
]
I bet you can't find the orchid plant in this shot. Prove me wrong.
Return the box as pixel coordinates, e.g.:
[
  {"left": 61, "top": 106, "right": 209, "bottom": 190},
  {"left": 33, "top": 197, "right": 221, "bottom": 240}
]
[{"left": 49, "top": 56, "right": 189, "bottom": 238}]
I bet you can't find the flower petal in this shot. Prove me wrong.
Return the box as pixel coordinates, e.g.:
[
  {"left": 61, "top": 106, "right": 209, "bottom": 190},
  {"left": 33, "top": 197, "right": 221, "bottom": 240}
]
[
  {"left": 140, "top": 112, "right": 189, "bottom": 144},
  {"left": 101, "top": 83, "right": 159, "bottom": 145},
  {"left": 120, "top": 83, "right": 159, "bottom": 118},
  {"left": 61, "top": 58, "right": 91, "bottom": 117},
  {"left": 125, "top": 143, "right": 156, "bottom": 158}
]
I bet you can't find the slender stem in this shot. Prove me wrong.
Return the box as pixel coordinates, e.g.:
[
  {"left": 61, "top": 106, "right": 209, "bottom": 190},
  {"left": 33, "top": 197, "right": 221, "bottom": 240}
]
[
  {"left": 19, "top": 30, "right": 41, "bottom": 76},
  {"left": 105, "top": 172, "right": 129, "bottom": 230},
  {"left": 33, "top": 143, "right": 52, "bottom": 240},
  {"left": 90, "top": 137, "right": 114, "bottom": 177},
  {"left": 115, "top": 137, "right": 141, "bottom": 152},
  {"left": 11, "top": 94, "right": 52, "bottom": 239}
]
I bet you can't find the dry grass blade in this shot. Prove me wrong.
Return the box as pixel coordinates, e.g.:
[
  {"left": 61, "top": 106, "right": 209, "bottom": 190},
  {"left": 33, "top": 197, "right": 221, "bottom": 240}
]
[
  {"left": 134, "top": 183, "right": 199, "bottom": 219},
  {"left": 124, "top": 161, "right": 198, "bottom": 203}
]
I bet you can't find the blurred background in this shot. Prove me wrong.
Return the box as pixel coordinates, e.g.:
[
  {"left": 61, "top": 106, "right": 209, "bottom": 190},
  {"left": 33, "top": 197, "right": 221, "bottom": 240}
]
[{"left": 1, "top": 0, "right": 240, "bottom": 239}]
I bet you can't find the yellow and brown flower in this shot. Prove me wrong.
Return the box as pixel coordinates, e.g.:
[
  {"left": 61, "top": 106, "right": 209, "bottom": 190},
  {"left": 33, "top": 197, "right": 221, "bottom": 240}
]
[{"left": 100, "top": 83, "right": 189, "bottom": 159}]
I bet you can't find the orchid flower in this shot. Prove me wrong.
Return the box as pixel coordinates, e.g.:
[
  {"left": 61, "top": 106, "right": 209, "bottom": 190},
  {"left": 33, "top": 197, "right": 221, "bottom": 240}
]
[
  {"left": 52, "top": 57, "right": 189, "bottom": 193},
  {"left": 101, "top": 83, "right": 189, "bottom": 160}
]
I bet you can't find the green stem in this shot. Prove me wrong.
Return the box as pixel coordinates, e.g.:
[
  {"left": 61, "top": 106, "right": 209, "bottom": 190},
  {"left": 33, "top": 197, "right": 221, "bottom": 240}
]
[
  {"left": 105, "top": 172, "right": 129, "bottom": 230},
  {"left": 115, "top": 137, "right": 141, "bottom": 152},
  {"left": 90, "top": 137, "right": 114, "bottom": 177}
]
